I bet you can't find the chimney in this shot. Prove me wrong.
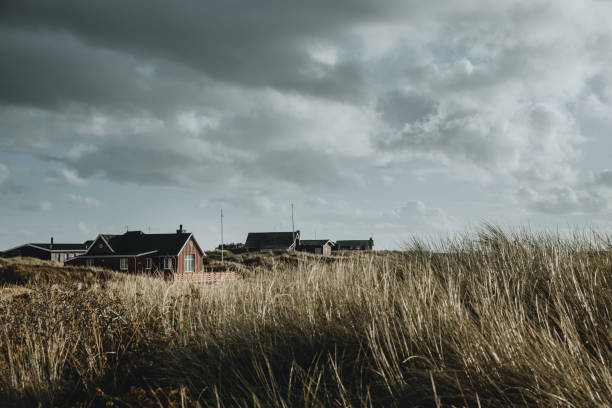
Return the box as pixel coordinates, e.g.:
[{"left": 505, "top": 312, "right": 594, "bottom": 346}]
[
  {"left": 50, "top": 237, "right": 54, "bottom": 250},
  {"left": 176, "top": 224, "right": 185, "bottom": 234}
]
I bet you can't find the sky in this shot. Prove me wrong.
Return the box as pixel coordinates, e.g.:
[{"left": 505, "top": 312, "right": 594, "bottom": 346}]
[{"left": 1, "top": 0, "right": 612, "bottom": 250}]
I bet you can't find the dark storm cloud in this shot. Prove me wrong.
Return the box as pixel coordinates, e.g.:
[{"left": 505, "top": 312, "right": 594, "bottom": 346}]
[
  {"left": 0, "top": 0, "right": 394, "bottom": 107},
  {"left": 0, "top": 27, "right": 228, "bottom": 112}
]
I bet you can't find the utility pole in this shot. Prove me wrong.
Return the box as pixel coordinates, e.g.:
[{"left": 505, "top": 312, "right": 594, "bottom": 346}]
[
  {"left": 291, "top": 202, "right": 295, "bottom": 240},
  {"left": 220, "top": 208, "right": 224, "bottom": 264}
]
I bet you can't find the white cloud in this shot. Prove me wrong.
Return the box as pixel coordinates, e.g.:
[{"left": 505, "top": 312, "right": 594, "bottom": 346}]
[
  {"left": 176, "top": 111, "right": 218, "bottom": 135},
  {"left": 0, "top": 163, "right": 25, "bottom": 194},
  {"left": 46, "top": 168, "right": 89, "bottom": 186},
  {"left": 393, "top": 200, "right": 458, "bottom": 231},
  {"left": 0, "top": 163, "right": 8, "bottom": 185},
  {"left": 77, "top": 221, "right": 90, "bottom": 235},
  {"left": 517, "top": 169, "right": 612, "bottom": 215},
  {"left": 20, "top": 200, "right": 53, "bottom": 212},
  {"left": 69, "top": 194, "right": 103, "bottom": 209}
]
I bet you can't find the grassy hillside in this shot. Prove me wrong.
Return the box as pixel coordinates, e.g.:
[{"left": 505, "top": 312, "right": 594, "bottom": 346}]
[{"left": 0, "top": 229, "right": 610, "bottom": 407}]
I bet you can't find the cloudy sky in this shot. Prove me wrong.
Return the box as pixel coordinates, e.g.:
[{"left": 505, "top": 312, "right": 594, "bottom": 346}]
[{"left": 1, "top": 0, "right": 612, "bottom": 250}]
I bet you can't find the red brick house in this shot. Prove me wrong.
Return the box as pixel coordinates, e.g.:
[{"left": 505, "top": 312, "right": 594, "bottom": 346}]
[{"left": 65, "top": 225, "right": 205, "bottom": 280}]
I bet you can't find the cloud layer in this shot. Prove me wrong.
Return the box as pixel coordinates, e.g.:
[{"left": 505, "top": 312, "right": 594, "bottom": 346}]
[{"left": 1, "top": 0, "right": 612, "bottom": 248}]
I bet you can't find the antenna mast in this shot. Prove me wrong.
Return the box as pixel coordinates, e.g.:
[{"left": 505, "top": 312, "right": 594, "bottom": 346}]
[
  {"left": 291, "top": 202, "right": 295, "bottom": 240},
  {"left": 220, "top": 208, "right": 224, "bottom": 264}
]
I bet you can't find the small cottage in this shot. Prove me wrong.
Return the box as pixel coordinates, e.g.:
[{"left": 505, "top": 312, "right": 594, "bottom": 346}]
[
  {"left": 1, "top": 238, "right": 88, "bottom": 262},
  {"left": 298, "top": 239, "right": 334, "bottom": 255},
  {"left": 334, "top": 238, "right": 374, "bottom": 251},
  {"left": 245, "top": 231, "right": 300, "bottom": 251}
]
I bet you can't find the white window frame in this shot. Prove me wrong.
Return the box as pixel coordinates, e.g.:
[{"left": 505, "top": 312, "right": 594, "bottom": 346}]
[
  {"left": 184, "top": 254, "right": 195, "bottom": 273},
  {"left": 145, "top": 258, "right": 152, "bottom": 270},
  {"left": 86, "top": 259, "right": 93, "bottom": 267},
  {"left": 120, "top": 258, "right": 128, "bottom": 270},
  {"left": 164, "top": 257, "right": 172, "bottom": 270}
]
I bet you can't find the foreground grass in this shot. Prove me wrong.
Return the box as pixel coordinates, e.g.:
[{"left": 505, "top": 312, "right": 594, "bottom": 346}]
[{"left": 0, "top": 229, "right": 611, "bottom": 407}]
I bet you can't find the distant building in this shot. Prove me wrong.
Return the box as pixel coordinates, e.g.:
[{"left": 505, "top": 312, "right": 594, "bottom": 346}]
[
  {"left": 334, "top": 238, "right": 374, "bottom": 251},
  {"left": 1, "top": 238, "right": 88, "bottom": 262},
  {"left": 298, "top": 239, "right": 334, "bottom": 255},
  {"left": 66, "top": 225, "right": 206, "bottom": 280},
  {"left": 245, "top": 231, "right": 300, "bottom": 251}
]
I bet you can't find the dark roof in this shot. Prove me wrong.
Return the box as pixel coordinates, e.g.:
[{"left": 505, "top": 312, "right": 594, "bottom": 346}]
[
  {"left": 336, "top": 239, "right": 374, "bottom": 248},
  {"left": 29, "top": 243, "right": 88, "bottom": 251},
  {"left": 98, "top": 231, "right": 193, "bottom": 256},
  {"left": 245, "top": 231, "right": 299, "bottom": 250},
  {"left": 299, "top": 240, "right": 333, "bottom": 247}
]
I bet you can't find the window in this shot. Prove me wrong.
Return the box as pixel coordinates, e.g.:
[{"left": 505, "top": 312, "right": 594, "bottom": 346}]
[
  {"left": 164, "top": 257, "right": 172, "bottom": 270},
  {"left": 184, "top": 254, "right": 194, "bottom": 272},
  {"left": 86, "top": 259, "right": 93, "bottom": 267},
  {"left": 120, "top": 258, "right": 128, "bottom": 270},
  {"left": 145, "top": 258, "right": 152, "bottom": 270}
]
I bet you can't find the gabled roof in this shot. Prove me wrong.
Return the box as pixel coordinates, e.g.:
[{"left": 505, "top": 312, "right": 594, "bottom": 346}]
[
  {"left": 336, "top": 239, "right": 374, "bottom": 248},
  {"left": 4, "top": 243, "right": 88, "bottom": 252},
  {"left": 245, "top": 231, "right": 300, "bottom": 250},
  {"left": 299, "top": 239, "right": 334, "bottom": 247},
  {"left": 89, "top": 231, "right": 194, "bottom": 256}
]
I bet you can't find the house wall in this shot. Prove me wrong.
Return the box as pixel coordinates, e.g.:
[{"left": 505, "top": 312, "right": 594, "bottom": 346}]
[
  {"left": 51, "top": 251, "right": 86, "bottom": 263},
  {"left": 323, "top": 243, "right": 332, "bottom": 255},
  {"left": 68, "top": 255, "right": 171, "bottom": 276},
  {"left": 175, "top": 235, "right": 204, "bottom": 279}
]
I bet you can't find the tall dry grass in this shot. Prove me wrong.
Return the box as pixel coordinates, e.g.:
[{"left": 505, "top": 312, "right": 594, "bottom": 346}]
[{"left": 0, "top": 227, "right": 611, "bottom": 407}]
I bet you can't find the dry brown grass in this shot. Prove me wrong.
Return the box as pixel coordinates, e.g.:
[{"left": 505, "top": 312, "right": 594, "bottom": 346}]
[{"left": 0, "top": 228, "right": 611, "bottom": 407}]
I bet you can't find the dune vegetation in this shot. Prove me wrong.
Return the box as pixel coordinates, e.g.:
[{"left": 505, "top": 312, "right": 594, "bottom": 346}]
[{"left": 0, "top": 227, "right": 611, "bottom": 407}]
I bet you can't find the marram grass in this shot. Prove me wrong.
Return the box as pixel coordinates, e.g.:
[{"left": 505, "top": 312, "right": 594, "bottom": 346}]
[{"left": 0, "top": 228, "right": 610, "bottom": 407}]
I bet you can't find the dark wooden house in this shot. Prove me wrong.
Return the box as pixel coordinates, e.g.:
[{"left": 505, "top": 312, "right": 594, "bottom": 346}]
[
  {"left": 1, "top": 238, "right": 88, "bottom": 262},
  {"left": 245, "top": 231, "right": 300, "bottom": 251},
  {"left": 298, "top": 239, "right": 334, "bottom": 255},
  {"left": 334, "top": 238, "right": 374, "bottom": 251},
  {"left": 65, "top": 225, "right": 206, "bottom": 280}
]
